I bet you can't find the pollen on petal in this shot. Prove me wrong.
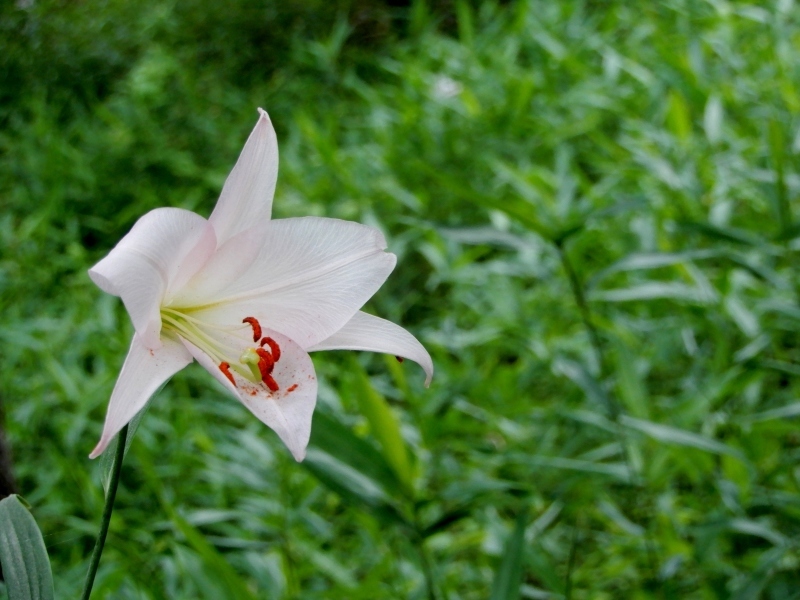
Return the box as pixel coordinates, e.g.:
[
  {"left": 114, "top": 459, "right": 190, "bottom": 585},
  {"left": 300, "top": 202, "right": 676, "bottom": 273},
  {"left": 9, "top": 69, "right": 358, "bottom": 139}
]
[
  {"left": 243, "top": 317, "right": 262, "bottom": 343},
  {"left": 219, "top": 362, "right": 237, "bottom": 387},
  {"left": 260, "top": 336, "right": 281, "bottom": 362},
  {"left": 287, "top": 383, "right": 298, "bottom": 393}
]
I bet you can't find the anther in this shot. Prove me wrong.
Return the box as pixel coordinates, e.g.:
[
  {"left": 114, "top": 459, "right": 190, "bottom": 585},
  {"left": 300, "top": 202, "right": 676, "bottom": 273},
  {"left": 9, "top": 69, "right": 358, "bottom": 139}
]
[
  {"left": 263, "top": 373, "right": 279, "bottom": 392},
  {"left": 255, "top": 347, "right": 275, "bottom": 380},
  {"left": 219, "top": 362, "right": 237, "bottom": 387},
  {"left": 242, "top": 317, "right": 262, "bottom": 343},
  {"left": 395, "top": 356, "right": 404, "bottom": 363},
  {"left": 260, "top": 336, "right": 281, "bottom": 362}
]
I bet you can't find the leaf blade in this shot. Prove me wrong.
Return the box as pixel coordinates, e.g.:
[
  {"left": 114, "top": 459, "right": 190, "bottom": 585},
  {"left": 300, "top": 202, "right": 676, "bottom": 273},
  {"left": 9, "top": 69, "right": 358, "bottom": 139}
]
[
  {"left": 0, "top": 495, "right": 54, "bottom": 600},
  {"left": 352, "top": 366, "right": 415, "bottom": 494},
  {"left": 490, "top": 510, "right": 528, "bottom": 600}
]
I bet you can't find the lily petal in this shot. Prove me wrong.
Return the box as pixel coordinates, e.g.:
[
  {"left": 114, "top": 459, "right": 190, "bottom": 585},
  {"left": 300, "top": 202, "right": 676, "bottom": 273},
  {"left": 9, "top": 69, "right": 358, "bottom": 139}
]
[
  {"left": 209, "top": 108, "right": 279, "bottom": 246},
  {"left": 89, "top": 334, "right": 193, "bottom": 458},
  {"left": 88, "top": 208, "right": 216, "bottom": 348},
  {"left": 309, "top": 311, "right": 434, "bottom": 386},
  {"left": 181, "top": 330, "right": 317, "bottom": 461},
  {"left": 174, "top": 217, "right": 397, "bottom": 349}
]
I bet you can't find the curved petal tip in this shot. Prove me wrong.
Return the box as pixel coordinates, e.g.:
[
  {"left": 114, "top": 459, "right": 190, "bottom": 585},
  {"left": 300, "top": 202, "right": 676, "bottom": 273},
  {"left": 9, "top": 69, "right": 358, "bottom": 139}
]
[
  {"left": 309, "top": 311, "right": 433, "bottom": 387},
  {"left": 88, "top": 437, "right": 109, "bottom": 459},
  {"left": 289, "top": 445, "right": 307, "bottom": 462}
]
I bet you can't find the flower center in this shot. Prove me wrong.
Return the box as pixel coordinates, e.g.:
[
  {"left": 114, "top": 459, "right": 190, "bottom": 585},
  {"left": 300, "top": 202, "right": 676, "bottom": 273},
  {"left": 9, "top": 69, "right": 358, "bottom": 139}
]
[{"left": 160, "top": 309, "right": 281, "bottom": 391}]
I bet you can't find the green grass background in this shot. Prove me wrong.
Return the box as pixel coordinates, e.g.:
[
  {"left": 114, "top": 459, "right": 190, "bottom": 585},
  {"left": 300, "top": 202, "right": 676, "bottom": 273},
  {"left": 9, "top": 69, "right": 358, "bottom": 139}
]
[{"left": 2, "top": 0, "right": 800, "bottom": 597}]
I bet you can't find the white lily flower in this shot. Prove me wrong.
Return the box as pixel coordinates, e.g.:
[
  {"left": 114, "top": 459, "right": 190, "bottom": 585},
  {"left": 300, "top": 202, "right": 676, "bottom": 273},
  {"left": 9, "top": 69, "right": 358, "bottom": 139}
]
[{"left": 88, "top": 109, "right": 433, "bottom": 461}]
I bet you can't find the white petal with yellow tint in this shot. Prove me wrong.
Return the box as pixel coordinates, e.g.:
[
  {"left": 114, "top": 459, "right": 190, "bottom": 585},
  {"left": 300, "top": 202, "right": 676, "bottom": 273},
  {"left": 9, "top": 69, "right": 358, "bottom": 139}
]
[
  {"left": 309, "top": 311, "right": 433, "bottom": 386},
  {"left": 181, "top": 329, "right": 317, "bottom": 461},
  {"left": 175, "top": 217, "right": 396, "bottom": 349},
  {"left": 88, "top": 110, "right": 432, "bottom": 464},
  {"left": 89, "top": 334, "right": 192, "bottom": 458},
  {"left": 88, "top": 208, "right": 215, "bottom": 348},
  {"left": 209, "top": 108, "right": 279, "bottom": 245}
]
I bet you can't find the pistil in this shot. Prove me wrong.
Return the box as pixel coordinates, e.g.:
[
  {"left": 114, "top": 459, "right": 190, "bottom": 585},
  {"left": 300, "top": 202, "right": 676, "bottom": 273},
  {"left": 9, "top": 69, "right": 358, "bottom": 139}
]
[{"left": 161, "top": 311, "right": 284, "bottom": 393}]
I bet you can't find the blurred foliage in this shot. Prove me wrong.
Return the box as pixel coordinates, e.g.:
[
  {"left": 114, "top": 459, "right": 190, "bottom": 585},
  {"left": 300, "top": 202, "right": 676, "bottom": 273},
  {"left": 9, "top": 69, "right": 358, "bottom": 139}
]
[{"left": 2, "top": 0, "right": 800, "bottom": 597}]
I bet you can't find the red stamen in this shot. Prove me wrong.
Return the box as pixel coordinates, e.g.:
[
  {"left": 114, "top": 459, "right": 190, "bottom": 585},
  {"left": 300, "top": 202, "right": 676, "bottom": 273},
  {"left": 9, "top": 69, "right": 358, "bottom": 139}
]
[
  {"left": 242, "top": 317, "right": 262, "bottom": 343},
  {"left": 219, "top": 362, "right": 236, "bottom": 387},
  {"left": 263, "top": 373, "right": 279, "bottom": 392},
  {"left": 256, "top": 347, "right": 275, "bottom": 376},
  {"left": 255, "top": 348, "right": 278, "bottom": 391},
  {"left": 260, "top": 337, "right": 281, "bottom": 362},
  {"left": 395, "top": 356, "right": 404, "bottom": 363},
  {"left": 287, "top": 384, "right": 298, "bottom": 393}
]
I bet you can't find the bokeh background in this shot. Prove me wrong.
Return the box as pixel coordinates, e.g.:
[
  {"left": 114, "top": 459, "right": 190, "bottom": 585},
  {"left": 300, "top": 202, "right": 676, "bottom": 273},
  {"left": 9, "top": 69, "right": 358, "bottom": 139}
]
[{"left": 2, "top": 0, "right": 800, "bottom": 597}]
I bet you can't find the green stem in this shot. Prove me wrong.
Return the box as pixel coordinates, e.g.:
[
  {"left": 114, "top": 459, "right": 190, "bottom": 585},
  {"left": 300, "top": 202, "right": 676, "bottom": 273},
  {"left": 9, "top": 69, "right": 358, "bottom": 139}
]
[
  {"left": 417, "top": 537, "right": 440, "bottom": 600},
  {"left": 564, "top": 519, "right": 580, "bottom": 600},
  {"left": 80, "top": 424, "right": 128, "bottom": 600},
  {"left": 279, "top": 458, "right": 299, "bottom": 599},
  {"left": 555, "top": 241, "right": 661, "bottom": 580},
  {"left": 413, "top": 505, "right": 441, "bottom": 600},
  {"left": 556, "top": 245, "right": 606, "bottom": 380}
]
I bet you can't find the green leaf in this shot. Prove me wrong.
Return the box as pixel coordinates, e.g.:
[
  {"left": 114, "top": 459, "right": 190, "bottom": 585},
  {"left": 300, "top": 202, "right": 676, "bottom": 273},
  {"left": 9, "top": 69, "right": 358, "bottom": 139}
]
[
  {"left": 666, "top": 89, "right": 692, "bottom": 143},
  {"left": 620, "top": 416, "right": 745, "bottom": 461},
  {"left": 552, "top": 357, "right": 614, "bottom": 416},
  {"left": 304, "top": 411, "right": 410, "bottom": 526},
  {"left": 768, "top": 119, "right": 792, "bottom": 237},
  {"left": 612, "top": 341, "right": 650, "bottom": 419},
  {"left": 738, "top": 401, "right": 800, "bottom": 424},
  {"left": 511, "top": 453, "right": 631, "bottom": 482},
  {"left": 588, "top": 250, "right": 717, "bottom": 288},
  {"left": 0, "top": 495, "right": 54, "bottom": 600},
  {"left": 351, "top": 365, "right": 415, "bottom": 494},
  {"left": 703, "top": 94, "right": 724, "bottom": 143},
  {"left": 590, "top": 282, "right": 717, "bottom": 304},
  {"left": 678, "top": 221, "right": 764, "bottom": 247},
  {"left": 421, "top": 506, "right": 472, "bottom": 538},
  {"left": 309, "top": 411, "right": 405, "bottom": 498},
  {"left": 291, "top": 539, "right": 357, "bottom": 589},
  {"left": 414, "top": 158, "right": 555, "bottom": 239},
  {"left": 731, "top": 547, "right": 786, "bottom": 600},
  {"left": 162, "top": 503, "right": 259, "bottom": 600},
  {"left": 455, "top": 0, "right": 474, "bottom": 46},
  {"left": 490, "top": 510, "right": 528, "bottom": 600},
  {"left": 304, "top": 448, "right": 391, "bottom": 507}
]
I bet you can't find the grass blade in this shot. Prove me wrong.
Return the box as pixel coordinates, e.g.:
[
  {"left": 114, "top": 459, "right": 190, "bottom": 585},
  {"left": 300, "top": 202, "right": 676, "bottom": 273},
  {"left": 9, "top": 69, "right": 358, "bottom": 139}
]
[{"left": 490, "top": 509, "right": 528, "bottom": 600}]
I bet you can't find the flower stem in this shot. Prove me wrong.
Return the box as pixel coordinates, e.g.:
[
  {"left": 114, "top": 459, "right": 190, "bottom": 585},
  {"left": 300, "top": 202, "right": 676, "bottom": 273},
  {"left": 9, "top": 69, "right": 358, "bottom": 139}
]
[{"left": 80, "top": 424, "right": 128, "bottom": 600}]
